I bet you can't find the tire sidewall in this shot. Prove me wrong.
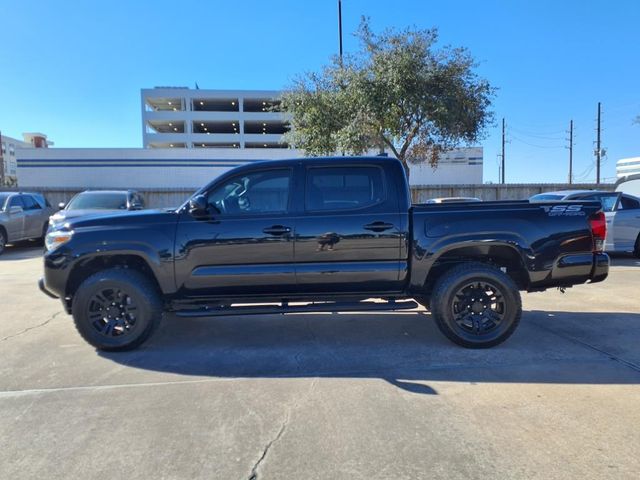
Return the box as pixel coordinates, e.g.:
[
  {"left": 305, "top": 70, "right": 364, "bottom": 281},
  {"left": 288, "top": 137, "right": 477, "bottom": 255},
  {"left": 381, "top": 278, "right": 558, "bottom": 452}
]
[
  {"left": 72, "top": 271, "right": 158, "bottom": 350},
  {"left": 432, "top": 266, "right": 521, "bottom": 347}
]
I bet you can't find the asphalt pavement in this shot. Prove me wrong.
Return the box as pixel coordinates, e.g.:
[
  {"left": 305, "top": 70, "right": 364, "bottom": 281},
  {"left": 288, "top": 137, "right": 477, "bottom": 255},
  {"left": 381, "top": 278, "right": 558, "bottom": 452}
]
[{"left": 1, "top": 243, "right": 639, "bottom": 479}]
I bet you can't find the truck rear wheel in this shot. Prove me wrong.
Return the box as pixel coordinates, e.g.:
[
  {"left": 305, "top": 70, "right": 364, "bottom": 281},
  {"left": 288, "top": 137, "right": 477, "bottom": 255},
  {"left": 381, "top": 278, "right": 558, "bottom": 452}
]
[
  {"left": 430, "top": 262, "right": 521, "bottom": 348},
  {"left": 71, "top": 268, "right": 162, "bottom": 351}
]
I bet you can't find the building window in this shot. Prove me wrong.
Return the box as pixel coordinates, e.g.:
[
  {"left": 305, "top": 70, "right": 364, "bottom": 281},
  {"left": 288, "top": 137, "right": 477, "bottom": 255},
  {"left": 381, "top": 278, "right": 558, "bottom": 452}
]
[
  {"left": 244, "top": 121, "right": 289, "bottom": 135},
  {"left": 145, "top": 97, "right": 184, "bottom": 111},
  {"left": 193, "top": 98, "right": 239, "bottom": 112},
  {"left": 193, "top": 121, "right": 240, "bottom": 134},
  {"left": 8, "top": 144, "right": 15, "bottom": 155},
  {"left": 1, "top": 142, "right": 5, "bottom": 154},
  {"left": 147, "top": 121, "right": 185, "bottom": 134},
  {"left": 243, "top": 98, "right": 281, "bottom": 112}
]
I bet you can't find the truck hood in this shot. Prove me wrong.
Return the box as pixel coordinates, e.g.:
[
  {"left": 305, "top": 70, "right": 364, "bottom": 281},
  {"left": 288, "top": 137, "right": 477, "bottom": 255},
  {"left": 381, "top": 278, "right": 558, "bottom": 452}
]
[
  {"left": 57, "top": 209, "right": 178, "bottom": 230},
  {"left": 49, "top": 209, "right": 124, "bottom": 226}
]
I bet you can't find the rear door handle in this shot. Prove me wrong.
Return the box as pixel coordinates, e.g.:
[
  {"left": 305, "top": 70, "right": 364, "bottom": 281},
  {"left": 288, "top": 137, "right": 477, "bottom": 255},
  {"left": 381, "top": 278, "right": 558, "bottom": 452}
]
[
  {"left": 263, "top": 225, "right": 291, "bottom": 236},
  {"left": 364, "top": 221, "right": 394, "bottom": 232}
]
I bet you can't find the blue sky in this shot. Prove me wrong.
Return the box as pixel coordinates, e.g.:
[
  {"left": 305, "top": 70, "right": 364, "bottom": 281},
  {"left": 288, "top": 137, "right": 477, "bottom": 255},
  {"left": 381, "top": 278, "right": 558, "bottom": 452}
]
[{"left": 1, "top": 0, "right": 639, "bottom": 183}]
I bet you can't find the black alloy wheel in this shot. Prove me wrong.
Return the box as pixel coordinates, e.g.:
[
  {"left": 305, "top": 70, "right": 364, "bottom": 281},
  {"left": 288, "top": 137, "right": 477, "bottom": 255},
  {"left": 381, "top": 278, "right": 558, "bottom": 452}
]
[{"left": 430, "top": 262, "right": 522, "bottom": 348}]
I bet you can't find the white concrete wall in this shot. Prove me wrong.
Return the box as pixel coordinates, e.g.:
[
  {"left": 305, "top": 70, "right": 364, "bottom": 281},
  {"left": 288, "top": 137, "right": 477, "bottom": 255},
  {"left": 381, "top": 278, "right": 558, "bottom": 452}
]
[
  {"left": 17, "top": 147, "right": 483, "bottom": 189},
  {"left": 408, "top": 147, "right": 483, "bottom": 185},
  {"left": 16, "top": 147, "right": 303, "bottom": 189}
]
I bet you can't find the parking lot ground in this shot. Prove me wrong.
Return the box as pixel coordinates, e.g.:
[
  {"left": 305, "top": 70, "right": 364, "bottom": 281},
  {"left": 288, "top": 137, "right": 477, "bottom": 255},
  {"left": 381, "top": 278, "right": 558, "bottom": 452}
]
[{"left": 1, "top": 244, "right": 639, "bottom": 479}]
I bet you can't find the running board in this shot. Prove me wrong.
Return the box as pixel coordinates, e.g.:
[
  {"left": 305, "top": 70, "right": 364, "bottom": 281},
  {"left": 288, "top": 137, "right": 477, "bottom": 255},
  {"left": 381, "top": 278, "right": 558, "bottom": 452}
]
[{"left": 174, "top": 299, "right": 419, "bottom": 318}]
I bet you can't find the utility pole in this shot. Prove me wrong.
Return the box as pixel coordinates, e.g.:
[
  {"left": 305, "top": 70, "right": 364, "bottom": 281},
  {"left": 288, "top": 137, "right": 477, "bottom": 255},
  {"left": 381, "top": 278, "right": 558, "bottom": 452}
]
[
  {"left": 501, "top": 118, "right": 506, "bottom": 184},
  {"left": 0, "top": 130, "right": 4, "bottom": 187},
  {"left": 568, "top": 120, "right": 573, "bottom": 184},
  {"left": 338, "top": 0, "right": 343, "bottom": 63},
  {"left": 596, "top": 102, "right": 601, "bottom": 184}
]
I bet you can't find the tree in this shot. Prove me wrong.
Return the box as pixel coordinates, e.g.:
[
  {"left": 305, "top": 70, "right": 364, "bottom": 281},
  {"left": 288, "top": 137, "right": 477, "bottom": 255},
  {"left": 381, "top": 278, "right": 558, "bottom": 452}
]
[{"left": 281, "top": 18, "right": 495, "bottom": 177}]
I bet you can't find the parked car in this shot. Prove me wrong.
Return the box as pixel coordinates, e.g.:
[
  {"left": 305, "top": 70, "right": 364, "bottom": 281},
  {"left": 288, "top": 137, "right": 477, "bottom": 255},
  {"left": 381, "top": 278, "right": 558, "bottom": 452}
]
[
  {"left": 530, "top": 190, "right": 640, "bottom": 257},
  {"left": 425, "top": 197, "right": 482, "bottom": 204},
  {"left": 48, "top": 190, "right": 145, "bottom": 230},
  {"left": 0, "top": 191, "right": 55, "bottom": 255},
  {"left": 39, "top": 156, "right": 608, "bottom": 351}
]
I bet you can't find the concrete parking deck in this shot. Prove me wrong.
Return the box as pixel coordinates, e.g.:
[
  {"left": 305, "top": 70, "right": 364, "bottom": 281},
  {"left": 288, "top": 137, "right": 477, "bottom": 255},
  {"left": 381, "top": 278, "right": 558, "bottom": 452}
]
[{"left": 1, "top": 244, "right": 639, "bottom": 479}]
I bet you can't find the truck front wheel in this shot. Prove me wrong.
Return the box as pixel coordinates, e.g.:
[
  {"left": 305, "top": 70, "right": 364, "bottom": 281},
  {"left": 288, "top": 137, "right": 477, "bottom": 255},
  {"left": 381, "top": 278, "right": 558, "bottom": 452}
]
[
  {"left": 71, "top": 269, "right": 162, "bottom": 351},
  {"left": 430, "top": 262, "right": 522, "bottom": 348}
]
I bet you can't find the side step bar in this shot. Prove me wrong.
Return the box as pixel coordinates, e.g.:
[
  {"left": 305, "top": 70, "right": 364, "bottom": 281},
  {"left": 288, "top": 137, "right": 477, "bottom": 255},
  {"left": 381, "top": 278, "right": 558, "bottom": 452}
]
[{"left": 175, "top": 299, "right": 419, "bottom": 318}]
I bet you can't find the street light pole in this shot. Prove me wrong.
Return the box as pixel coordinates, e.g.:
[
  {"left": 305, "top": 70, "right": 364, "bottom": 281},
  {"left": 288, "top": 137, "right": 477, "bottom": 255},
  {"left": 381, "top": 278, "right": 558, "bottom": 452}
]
[{"left": 338, "top": 0, "right": 343, "bottom": 62}]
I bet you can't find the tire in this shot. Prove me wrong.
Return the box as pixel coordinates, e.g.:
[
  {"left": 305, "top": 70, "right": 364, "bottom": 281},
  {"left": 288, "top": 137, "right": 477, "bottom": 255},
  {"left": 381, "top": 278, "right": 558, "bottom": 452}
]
[
  {"left": 0, "top": 228, "right": 6, "bottom": 255},
  {"left": 430, "top": 262, "right": 522, "bottom": 348},
  {"left": 71, "top": 268, "right": 163, "bottom": 351},
  {"left": 634, "top": 234, "right": 640, "bottom": 259}
]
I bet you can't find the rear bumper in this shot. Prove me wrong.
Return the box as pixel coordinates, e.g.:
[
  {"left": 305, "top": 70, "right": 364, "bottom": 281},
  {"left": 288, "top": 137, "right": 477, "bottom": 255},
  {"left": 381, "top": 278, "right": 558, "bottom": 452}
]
[
  {"left": 589, "top": 252, "right": 609, "bottom": 283},
  {"left": 547, "top": 252, "right": 609, "bottom": 287}
]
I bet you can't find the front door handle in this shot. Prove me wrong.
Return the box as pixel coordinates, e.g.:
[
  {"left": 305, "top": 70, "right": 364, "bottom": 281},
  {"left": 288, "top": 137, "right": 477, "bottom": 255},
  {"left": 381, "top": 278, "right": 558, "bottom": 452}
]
[
  {"left": 363, "top": 221, "right": 394, "bottom": 232},
  {"left": 263, "top": 225, "right": 291, "bottom": 236}
]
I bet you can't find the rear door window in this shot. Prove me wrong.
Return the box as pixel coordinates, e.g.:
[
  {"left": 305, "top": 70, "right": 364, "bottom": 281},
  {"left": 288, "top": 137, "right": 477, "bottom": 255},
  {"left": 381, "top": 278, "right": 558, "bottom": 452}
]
[
  {"left": 305, "top": 166, "right": 385, "bottom": 211},
  {"left": 618, "top": 195, "right": 640, "bottom": 210},
  {"left": 22, "top": 195, "right": 41, "bottom": 210}
]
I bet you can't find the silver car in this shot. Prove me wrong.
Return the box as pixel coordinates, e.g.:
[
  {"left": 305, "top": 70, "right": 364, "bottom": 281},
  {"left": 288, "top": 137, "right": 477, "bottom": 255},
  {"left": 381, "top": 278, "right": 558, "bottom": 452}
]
[
  {"left": 530, "top": 190, "right": 640, "bottom": 257},
  {"left": 0, "top": 192, "right": 55, "bottom": 255},
  {"left": 48, "top": 190, "right": 145, "bottom": 230}
]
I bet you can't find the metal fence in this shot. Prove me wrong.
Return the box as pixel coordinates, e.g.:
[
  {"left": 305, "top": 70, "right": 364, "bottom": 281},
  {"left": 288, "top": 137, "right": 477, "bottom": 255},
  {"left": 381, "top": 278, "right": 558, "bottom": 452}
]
[{"left": 1, "top": 183, "right": 615, "bottom": 209}]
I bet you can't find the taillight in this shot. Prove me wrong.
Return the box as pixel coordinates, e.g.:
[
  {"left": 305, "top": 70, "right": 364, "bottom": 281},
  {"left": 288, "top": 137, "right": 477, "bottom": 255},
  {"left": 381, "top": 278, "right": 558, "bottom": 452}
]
[{"left": 589, "top": 211, "right": 606, "bottom": 252}]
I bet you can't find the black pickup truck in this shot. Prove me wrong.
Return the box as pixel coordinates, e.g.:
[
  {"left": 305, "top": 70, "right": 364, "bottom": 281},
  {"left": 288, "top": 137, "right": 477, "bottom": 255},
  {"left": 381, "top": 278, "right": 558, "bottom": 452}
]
[{"left": 40, "top": 156, "right": 609, "bottom": 351}]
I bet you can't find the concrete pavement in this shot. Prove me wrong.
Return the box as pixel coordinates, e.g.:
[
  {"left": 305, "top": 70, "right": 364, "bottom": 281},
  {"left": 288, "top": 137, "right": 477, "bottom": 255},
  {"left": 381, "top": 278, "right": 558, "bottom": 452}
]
[{"left": 1, "top": 244, "right": 639, "bottom": 479}]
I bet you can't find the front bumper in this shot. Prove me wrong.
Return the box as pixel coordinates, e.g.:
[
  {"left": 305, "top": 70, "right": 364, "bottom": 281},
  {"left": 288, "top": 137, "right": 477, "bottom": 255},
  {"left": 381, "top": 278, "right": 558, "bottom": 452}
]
[{"left": 38, "top": 277, "right": 59, "bottom": 299}]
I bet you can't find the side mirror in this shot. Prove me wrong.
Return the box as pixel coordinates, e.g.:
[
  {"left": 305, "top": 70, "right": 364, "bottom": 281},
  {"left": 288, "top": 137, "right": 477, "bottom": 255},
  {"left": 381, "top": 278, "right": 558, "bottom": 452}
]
[
  {"left": 58, "top": 202, "right": 66, "bottom": 210},
  {"left": 9, "top": 205, "right": 23, "bottom": 215},
  {"left": 188, "top": 195, "right": 209, "bottom": 217}
]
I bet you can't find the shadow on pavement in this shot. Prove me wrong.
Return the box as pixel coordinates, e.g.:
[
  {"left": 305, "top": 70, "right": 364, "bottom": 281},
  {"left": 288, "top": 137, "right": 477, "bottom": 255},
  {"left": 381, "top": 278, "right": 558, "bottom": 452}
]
[
  {"left": 0, "top": 242, "right": 43, "bottom": 261},
  {"left": 99, "top": 309, "right": 640, "bottom": 394},
  {"left": 609, "top": 253, "right": 640, "bottom": 268}
]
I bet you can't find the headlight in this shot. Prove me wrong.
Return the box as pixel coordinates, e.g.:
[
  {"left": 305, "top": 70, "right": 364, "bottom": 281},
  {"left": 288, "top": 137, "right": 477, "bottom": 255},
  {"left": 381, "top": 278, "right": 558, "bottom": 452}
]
[{"left": 45, "top": 229, "right": 74, "bottom": 252}]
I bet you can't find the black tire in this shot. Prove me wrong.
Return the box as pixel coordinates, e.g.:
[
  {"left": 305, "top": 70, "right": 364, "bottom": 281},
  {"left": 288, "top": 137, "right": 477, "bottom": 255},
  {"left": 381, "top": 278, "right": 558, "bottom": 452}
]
[
  {"left": 634, "top": 234, "right": 640, "bottom": 259},
  {"left": 0, "top": 228, "right": 6, "bottom": 255},
  {"left": 430, "top": 262, "right": 522, "bottom": 348},
  {"left": 71, "top": 268, "right": 162, "bottom": 351}
]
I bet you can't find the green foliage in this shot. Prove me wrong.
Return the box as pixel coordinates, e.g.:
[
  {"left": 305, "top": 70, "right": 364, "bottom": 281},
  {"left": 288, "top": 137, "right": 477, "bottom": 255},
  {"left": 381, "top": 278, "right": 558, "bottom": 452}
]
[{"left": 281, "top": 17, "right": 495, "bottom": 168}]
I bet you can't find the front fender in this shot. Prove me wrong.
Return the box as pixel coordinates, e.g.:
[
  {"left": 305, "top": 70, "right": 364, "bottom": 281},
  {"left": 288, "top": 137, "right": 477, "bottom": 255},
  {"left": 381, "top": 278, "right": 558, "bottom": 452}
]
[{"left": 43, "top": 224, "right": 177, "bottom": 298}]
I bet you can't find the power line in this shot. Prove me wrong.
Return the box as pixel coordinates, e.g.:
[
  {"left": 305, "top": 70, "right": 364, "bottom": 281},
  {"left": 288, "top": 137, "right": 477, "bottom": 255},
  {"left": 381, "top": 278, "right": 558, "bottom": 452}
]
[
  {"left": 509, "top": 134, "right": 564, "bottom": 149},
  {"left": 509, "top": 128, "right": 564, "bottom": 141}
]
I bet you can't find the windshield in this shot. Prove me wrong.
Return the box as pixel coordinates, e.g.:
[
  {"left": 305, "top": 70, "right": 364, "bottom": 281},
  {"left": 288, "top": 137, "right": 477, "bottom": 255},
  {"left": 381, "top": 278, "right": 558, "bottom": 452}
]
[
  {"left": 66, "top": 192, "right": 128, "bottom": 210},
  {"left": 530, "top": 193, "right": 565, "bottom": 201},
  {"left": 0, "top": 192, "right": 10, "bottom": 210},
  {"left": 598, "top": 195, "right": 618, "bottom": 212}
]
